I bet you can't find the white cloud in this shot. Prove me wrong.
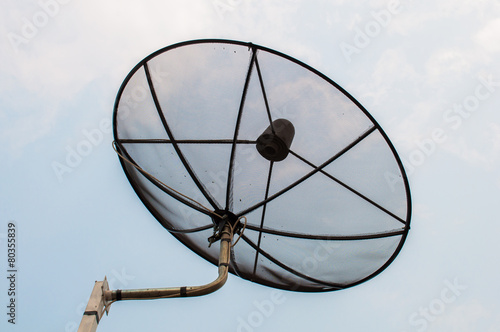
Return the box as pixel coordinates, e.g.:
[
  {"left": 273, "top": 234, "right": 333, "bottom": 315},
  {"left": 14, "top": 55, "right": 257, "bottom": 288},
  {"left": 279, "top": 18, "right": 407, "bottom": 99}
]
[
  {"left": 433, "top": 0, "right": 490, "bottom": 17},
  {"left": 388, "top": 6, "right": 440, "bottom": 36},
  {"left": 389, "top": 100, "right": 444, "bottom": 150},
  {"left": 1, "top": 105, "right": 59, "bottom": 158},
  {"left": 475, "top": 18, "right": 500, "bottom": 54},
  {"left": 389, "top": 0, "right": 493, "bottom": 36},
  {"left": 0, "top": 0, "right": 220, "bottom": 154},
  {"left": 1, "top": 0, "right": 217, "bottom": 99},
  {"left": 374, "top": 48, "right": 418, "bottom": 83},
  {"left": 357, "top": 48, "right": 419, "bottom": 106},
  {"left": 425, "top": 49, "right": 472, "bottom": 85},
  {"left": 429, "top": 299, "right": 490, "bottom": 332},
  {"left": 444, "top": 137, "right": 489, "bottom": 165},
  {"left": 440, "top": 122, "right": 500, "bottom": 170}
]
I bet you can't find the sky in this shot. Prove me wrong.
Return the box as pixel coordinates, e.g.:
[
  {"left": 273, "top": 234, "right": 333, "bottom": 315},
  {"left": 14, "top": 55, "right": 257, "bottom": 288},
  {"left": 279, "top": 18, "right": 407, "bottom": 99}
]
[{"left": 1, "top": 0, "right": 500, "bottom": 331}]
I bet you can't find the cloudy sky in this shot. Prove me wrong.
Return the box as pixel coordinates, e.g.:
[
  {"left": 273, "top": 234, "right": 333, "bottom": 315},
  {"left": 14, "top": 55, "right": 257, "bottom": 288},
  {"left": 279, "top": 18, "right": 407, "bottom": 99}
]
[{"left": 1, "top": 0, "right": 500, "bottom": 331}]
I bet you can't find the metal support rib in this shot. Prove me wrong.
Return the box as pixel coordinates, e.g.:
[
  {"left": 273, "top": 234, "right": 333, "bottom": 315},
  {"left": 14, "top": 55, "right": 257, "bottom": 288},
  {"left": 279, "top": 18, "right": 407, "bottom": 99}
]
[
  {"left": 237, "top": 126, "right": 377, "bottom": 217},
  {"left": 105, "top": 224, "right": 233, "bottom": 301},
  {"left": 225, "top": 47, "right": 257, "bottom": 211},
  {"left": 143, "top": 62, "right": 220, "bottom": 211}
]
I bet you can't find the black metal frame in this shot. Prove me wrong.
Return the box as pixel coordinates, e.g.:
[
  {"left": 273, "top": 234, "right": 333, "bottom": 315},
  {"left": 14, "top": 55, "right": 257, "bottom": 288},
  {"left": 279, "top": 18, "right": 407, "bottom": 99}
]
[{"left": 112, "top": 39, "right": 412, "bottom": 292}]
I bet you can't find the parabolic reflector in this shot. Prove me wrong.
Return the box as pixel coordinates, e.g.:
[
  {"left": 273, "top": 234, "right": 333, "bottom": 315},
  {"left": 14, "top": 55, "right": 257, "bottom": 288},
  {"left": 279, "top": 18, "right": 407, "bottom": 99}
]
[{"left": 112, "top": 39, "right": 411, "bottom": 292}]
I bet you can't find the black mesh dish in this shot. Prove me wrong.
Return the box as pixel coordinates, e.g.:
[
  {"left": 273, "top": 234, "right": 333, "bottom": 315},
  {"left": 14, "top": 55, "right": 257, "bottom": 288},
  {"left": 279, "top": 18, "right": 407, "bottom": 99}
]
[{"left": 112, "top": 39, "right": 411, "bottom": 292}]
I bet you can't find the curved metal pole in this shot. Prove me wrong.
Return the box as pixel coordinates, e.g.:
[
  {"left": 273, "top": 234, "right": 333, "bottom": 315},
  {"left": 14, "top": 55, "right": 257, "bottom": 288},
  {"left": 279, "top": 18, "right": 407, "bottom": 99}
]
[
  {"left": 107, "top": 224, "right": 233, "bottom": 301},
  {"left": 77, "top": 224, "right": 233, "bottom": 332}
]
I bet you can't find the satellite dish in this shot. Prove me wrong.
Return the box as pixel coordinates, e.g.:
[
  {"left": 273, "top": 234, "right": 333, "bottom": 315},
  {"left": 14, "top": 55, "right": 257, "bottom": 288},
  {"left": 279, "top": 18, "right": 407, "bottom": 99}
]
[
  {"left": 113, "top": 40, "right": 411, "bottom": 291},
  {"left": 79, "top": 39, "right": 411, "bottom": 331},
  {"left": 112, "top": 39, "right": 411, "bottom": 291}
]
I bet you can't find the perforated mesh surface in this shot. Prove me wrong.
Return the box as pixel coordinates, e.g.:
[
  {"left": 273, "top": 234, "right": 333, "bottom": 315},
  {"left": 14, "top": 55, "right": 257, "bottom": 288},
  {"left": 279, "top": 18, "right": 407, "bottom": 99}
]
[{"left": 113, "top": 39, "right": 411, "bottom": 292}]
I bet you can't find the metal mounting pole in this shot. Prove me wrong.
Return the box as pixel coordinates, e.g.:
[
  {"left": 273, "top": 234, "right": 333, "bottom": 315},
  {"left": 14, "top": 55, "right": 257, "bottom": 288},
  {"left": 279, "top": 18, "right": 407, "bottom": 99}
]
[
  {"left": 77, "top": 278, "right": 109, "bottom": 332},
  {"left": 77, "top": 224, "right": 234, "bottom": 332}
]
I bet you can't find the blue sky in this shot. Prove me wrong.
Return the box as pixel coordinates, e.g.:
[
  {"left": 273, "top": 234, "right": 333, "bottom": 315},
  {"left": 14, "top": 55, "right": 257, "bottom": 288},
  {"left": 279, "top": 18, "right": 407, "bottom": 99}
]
[{"left": 1, "top": 0, "right": 500, "bottom": 331}]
